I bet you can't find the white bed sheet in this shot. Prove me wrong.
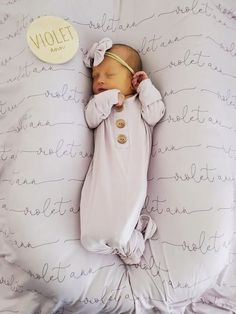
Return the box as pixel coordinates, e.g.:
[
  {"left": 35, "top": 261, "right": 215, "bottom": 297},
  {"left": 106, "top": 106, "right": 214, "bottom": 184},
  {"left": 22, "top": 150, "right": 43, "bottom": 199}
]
[{"left": 0, "top": 0, "right": 236, "bottom": 313}]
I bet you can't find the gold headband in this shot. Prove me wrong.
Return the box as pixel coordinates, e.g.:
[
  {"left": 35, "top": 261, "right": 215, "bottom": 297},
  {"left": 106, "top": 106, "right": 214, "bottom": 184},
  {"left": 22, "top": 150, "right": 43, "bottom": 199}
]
[{"left": 105, "top": 52, "right": 135, "bottom": 74}]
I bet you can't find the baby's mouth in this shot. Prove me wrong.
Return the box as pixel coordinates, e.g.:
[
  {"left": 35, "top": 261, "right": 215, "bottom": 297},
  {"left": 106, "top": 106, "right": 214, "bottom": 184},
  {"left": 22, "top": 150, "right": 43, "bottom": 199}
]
[{"left": 98, "top": 88, "right": 107, "bottom": 93}]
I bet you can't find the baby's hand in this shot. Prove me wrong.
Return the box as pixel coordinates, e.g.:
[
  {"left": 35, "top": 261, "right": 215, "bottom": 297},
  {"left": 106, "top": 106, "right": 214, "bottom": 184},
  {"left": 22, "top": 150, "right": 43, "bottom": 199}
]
[
  {"left": 115, "top": 92, "right": 125, "bottom": 108},
  {"left": 132, "top": 71, "right": 149, "bottom": 90}
]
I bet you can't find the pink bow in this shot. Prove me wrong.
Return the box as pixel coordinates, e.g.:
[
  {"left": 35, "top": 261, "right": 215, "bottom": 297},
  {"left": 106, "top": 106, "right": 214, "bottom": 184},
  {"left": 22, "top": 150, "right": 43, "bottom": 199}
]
[{"left": 83, "top": 37, "right": 113, "bottom": 68}]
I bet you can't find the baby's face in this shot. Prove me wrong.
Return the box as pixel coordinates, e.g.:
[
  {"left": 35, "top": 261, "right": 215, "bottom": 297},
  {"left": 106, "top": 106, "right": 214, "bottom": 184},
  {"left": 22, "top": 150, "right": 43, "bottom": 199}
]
[{"left": 92, "top": 57, "right": 134, "bottom": 96}]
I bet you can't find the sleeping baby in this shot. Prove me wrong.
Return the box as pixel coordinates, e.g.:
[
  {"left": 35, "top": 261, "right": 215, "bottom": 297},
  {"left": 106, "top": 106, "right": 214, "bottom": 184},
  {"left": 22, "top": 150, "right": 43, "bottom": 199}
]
[{"left": 80, "top": 37, "right": 165, "bottom": 264}]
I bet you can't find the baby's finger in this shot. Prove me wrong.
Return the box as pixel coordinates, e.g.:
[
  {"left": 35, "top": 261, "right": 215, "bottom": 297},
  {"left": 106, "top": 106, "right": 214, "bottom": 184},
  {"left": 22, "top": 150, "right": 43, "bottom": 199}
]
[
  {"left": 117, "top": 93, "right": 125, "bottom": 106},
  {"left": 133, "top": 71, "right": 148, "bottom": 81},
  {"left": 132, "top": 79, "right": 137, "bottom": 86}
]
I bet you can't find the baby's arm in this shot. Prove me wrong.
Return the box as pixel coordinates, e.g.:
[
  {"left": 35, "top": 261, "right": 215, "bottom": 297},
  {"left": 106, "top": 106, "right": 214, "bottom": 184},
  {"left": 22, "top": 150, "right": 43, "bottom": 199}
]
[
  {"left": 85, "top": 89, "right": 123, "bottom": 128},
  {"left": 133, "top": 71, "right": 165, "bottom": 126}
]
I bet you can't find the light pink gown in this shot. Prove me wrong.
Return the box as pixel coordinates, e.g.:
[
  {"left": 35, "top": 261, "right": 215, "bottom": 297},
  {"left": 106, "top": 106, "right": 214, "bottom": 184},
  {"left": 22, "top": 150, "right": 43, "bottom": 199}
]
[{"left": 80, "top": 79, "right": 165, "bottom": 264}]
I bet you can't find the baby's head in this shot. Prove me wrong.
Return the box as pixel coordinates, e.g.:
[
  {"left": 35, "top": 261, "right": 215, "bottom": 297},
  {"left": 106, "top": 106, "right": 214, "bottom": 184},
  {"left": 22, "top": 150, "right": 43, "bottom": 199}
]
[{"left": 92, "top": 44, "right": 142, "bottom": 96}]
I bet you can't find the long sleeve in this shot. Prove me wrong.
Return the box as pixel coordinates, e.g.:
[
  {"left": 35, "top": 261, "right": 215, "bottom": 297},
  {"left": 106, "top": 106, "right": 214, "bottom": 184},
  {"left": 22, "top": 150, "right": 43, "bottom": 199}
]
[
  {"left": 137, "top": 79, "right": 165, "bottom": 126},
  {"left": 84, "top": 89, "right": 120, "bottom": 129}
]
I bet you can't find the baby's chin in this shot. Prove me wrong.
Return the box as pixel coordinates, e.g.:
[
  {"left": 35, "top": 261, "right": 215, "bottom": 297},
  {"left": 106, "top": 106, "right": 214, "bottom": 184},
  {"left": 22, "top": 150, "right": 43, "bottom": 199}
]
[{"left": 93, "top": 89, "right": 135, "bottom": 97}]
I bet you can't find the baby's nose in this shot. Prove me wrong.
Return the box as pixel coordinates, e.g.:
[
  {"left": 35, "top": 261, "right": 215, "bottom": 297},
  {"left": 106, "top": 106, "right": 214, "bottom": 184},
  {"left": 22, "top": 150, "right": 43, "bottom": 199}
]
[{"left": 97, "top": 77, "right": 104, "bottom": 85}]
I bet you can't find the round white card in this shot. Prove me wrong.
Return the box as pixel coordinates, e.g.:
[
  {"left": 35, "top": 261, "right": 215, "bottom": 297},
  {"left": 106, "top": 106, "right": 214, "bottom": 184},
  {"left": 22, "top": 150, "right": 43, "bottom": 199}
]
[{"left": 27, "top": 16, "right": 79, "bottom": 64}]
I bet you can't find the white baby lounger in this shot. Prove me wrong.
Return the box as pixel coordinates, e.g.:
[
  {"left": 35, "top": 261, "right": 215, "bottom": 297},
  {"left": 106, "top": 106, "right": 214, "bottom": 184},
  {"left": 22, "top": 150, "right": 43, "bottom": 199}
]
[{"left": 0, "top": 0, "right": 235, "bottom": 313}]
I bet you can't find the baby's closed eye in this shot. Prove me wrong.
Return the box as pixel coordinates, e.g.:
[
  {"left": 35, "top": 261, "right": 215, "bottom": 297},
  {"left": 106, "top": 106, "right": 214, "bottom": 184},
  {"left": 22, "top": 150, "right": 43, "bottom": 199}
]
[{"left": 106, "top": 73, "right": 116, "bottom": 77}]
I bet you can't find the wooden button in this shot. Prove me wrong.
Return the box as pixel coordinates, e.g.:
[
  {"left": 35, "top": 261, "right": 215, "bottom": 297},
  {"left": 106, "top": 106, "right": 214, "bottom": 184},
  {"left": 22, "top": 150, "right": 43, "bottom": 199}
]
[
  {"left": 115, "top": 104, "right": 124, "bottom": 112},
  {"left": 117, "top": 134, "right": 127, "bottom": 144},
  {"left": 116, "top": 119, "right": 125, "bottom": 128}
]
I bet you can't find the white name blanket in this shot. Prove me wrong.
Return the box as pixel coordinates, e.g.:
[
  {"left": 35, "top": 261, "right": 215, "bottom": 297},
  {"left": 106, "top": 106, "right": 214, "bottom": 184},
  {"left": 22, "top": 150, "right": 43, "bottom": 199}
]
[{"left": 0, "top": 0, "right": 235, "bottom": 313}]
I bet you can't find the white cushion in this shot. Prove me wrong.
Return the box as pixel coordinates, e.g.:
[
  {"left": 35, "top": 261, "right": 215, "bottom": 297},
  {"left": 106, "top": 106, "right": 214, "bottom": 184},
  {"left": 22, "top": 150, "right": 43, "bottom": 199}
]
[{"left": 0, "top": 0, "right": 235, "bottom": 312}]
